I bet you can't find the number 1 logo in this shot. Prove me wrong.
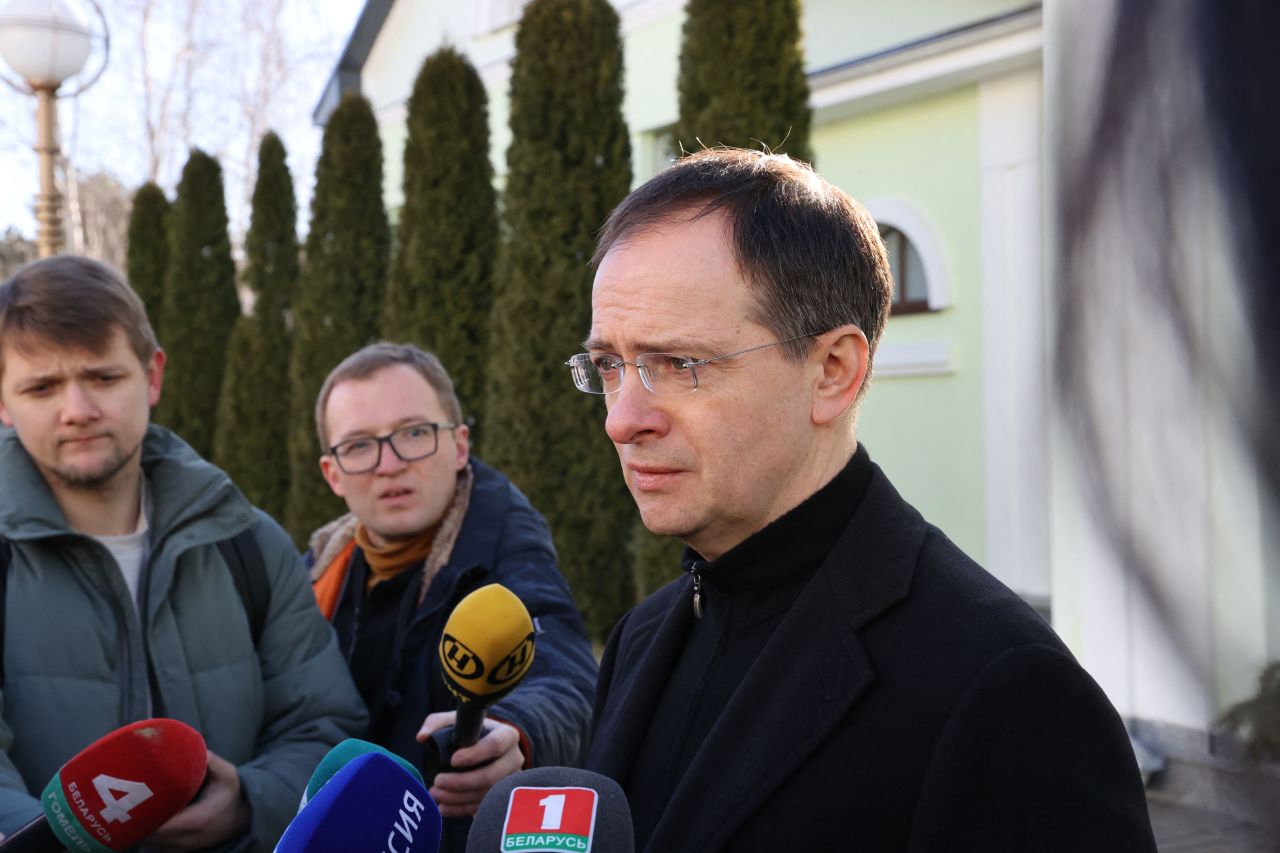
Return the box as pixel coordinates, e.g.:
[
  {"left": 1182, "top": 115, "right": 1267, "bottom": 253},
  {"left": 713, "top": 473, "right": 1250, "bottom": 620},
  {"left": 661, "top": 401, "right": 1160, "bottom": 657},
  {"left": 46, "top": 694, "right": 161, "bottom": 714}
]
[
  {"left": 538, "top": 793, "right": 566, "bottom": 830},
  {"left": 502, "top": 787, "right": 599, "bottom": 852}
]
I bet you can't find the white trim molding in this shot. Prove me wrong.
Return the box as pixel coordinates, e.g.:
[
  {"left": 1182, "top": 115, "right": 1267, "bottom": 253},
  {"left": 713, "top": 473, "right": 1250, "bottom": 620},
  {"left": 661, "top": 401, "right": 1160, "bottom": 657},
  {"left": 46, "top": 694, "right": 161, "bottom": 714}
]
[
  {"left": 865, "top": 197, "right": 951, "bottom": 311},
  {"left": 809, "top": 5, "right": 1042, "bottom": 122},
  {"left": 874, "top": 341, "right": 953, "bottom": 378},
  {"left": 978, "top": 67, "right": 1050, "bottom": 602}
]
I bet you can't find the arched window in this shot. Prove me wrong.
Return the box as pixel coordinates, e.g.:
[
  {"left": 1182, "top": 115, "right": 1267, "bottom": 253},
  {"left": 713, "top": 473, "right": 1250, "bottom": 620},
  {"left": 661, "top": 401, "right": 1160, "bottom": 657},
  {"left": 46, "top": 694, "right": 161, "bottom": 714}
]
[
  {"left": 879, "top": 225, "right": 930, "bottom": 314},
  {"left": 865, "top": 198, "right": 950, "bottom": 315}
]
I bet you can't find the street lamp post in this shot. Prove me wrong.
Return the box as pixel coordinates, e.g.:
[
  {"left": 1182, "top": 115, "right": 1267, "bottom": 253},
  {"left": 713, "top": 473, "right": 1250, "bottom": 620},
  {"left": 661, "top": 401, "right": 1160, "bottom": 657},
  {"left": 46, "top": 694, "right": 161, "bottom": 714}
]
[{"left": 0, "top": 0, "right": 107, "bottom": 258}]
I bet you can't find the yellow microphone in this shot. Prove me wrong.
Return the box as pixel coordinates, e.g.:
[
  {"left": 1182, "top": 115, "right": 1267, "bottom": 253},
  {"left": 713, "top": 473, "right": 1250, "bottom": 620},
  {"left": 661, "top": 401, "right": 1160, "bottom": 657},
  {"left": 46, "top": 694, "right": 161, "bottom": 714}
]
[{"left": 437, "top": 584, "right": 536, "bottom": 753}]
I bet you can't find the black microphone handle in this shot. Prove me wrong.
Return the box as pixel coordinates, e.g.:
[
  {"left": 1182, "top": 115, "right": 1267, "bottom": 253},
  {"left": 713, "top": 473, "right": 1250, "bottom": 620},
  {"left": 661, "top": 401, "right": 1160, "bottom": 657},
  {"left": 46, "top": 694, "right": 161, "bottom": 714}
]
[
  {"left": 449, "top": 701, "right": 486, "bottom": 751},
  {"left": 423, "top": 701, "right": 497, "bottom": 781},
  {"left": 0, "top": 815, "right": 64, "bottom": 852}
]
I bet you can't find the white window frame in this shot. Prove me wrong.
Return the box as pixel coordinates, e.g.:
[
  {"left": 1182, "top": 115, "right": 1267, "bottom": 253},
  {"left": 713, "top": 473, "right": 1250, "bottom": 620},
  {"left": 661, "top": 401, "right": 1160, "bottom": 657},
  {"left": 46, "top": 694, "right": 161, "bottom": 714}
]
[{"left": 865, "top": 198, "right": 951, "bottom": 311}]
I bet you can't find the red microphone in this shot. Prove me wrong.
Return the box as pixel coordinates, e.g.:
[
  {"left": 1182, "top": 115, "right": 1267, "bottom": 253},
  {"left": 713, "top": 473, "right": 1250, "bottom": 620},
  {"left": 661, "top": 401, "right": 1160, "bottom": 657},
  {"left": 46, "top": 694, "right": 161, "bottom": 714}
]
[{"left": 0, "top": 718, "right": 208, "bottom": 852}]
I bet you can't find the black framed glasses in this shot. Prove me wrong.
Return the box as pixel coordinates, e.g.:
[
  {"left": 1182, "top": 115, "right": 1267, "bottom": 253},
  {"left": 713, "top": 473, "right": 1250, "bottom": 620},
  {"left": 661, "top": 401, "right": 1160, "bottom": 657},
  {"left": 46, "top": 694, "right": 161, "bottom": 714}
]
[
  {"left": 565, "top": 332, "right": 818, "bottom": 396},
  {"left": 327, "top": 421, "right": 459, "bottom": 474}
]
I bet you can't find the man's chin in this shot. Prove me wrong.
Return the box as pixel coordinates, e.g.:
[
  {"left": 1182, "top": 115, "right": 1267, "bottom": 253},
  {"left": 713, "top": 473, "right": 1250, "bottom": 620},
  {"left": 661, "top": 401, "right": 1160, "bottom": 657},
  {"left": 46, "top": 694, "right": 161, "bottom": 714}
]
[
  {"left": 367, "top": 517, "right": 433, "bottom": 544},
  {"left": 51, "top": 464, "right": 126, "bottom": 490},
  {"left": 635, "top": 503, "right": 692, "bottom": 540},
  {"left": 49, "top": 446, "right": 137, "bottom": 491}
]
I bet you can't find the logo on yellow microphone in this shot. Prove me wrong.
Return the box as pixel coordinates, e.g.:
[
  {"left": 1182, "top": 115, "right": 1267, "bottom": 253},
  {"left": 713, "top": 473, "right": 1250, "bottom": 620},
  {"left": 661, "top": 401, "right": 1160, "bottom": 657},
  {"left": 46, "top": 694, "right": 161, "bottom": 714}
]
[
  {"left": 488, "top": 633, "right": 535, "bottom": 687},
  {"left": 441, "top": 635, "right": 484, "bottom": 680},
  {"left": 439, "top": 584, "right": 538, "bottom": 701}
]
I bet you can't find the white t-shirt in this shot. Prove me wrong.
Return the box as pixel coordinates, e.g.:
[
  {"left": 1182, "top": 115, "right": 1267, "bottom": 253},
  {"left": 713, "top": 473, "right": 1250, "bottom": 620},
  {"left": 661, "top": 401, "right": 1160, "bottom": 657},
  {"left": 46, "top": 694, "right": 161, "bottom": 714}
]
[{"left": 92, "top": 485, "right": 151, "bottom": 613}]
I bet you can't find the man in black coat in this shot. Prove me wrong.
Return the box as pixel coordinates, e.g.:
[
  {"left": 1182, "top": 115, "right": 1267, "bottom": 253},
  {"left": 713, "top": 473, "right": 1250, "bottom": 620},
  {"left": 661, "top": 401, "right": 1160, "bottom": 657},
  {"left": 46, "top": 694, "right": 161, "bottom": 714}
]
[{"left": 570, "top": 148, "right": 1156, "bottom": 851}]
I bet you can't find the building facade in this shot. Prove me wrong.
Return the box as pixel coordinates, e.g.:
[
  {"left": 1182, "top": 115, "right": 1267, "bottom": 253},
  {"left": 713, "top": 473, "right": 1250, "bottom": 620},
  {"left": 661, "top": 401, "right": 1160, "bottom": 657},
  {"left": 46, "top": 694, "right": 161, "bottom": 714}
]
[{"left": 316, "top": 0, "right": 1279, "bottom": 819}]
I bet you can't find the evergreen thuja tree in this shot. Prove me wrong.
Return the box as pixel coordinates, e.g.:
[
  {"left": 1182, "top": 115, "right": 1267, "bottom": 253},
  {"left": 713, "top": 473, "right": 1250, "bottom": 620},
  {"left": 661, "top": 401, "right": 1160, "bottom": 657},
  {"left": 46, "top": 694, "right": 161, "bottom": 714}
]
[
  {"left": 630, "top": 522, "right": 686, "bottom": 600},
  {"left": 126, "top": 182, "right": 169, "bottom": 337},
  {"left": 484, "top": 0, "right": 636, "bottom": 642},
  {"left": 383, "top": 47, "right": 497, "bottom": 438},
  {"left": 674, "top": 0, "right": 813, "bottom": 164},
  {"left": 154, "top": 150, "right": 238, "bottom": 459},
  {"left": 214, "top": 131, "right": 298, "bottom": 519},
  {"left": 285, "top": 94, "right": 390, "bottom": 544}
]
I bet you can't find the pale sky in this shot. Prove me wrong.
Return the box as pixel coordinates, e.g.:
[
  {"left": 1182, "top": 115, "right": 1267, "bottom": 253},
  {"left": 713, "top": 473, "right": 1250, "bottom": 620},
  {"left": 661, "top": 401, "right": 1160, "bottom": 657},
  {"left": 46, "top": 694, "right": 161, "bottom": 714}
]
[{"left": 0, "top": 0, "right": 364, "bottom": 242}]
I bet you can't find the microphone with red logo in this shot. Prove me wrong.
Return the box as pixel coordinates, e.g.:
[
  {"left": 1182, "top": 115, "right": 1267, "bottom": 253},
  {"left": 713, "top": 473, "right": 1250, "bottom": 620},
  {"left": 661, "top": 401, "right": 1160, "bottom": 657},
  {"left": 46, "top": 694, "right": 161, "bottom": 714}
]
[
  {"left": 0, "top": 718, "right": 208, "bottom": 852},
  {"left": 464, "top": 767, "right": 634, "bottom": 853},
  {"left": 427, "top": 584, "right": 536, "bottom": 774}
]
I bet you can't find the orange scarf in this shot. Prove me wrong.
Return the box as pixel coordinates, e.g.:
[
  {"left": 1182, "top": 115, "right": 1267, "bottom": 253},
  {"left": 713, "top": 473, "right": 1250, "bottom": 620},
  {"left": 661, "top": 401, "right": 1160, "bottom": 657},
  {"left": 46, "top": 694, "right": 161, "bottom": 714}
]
[
  {"left": 355, "top": 524, "right": 436, "bottom": 588},
  {"left": 312, "top": 539, "right": 355, "bottom": 620},
  {"left": 311, "top": 525, "right": 435, "bottom": 619}
]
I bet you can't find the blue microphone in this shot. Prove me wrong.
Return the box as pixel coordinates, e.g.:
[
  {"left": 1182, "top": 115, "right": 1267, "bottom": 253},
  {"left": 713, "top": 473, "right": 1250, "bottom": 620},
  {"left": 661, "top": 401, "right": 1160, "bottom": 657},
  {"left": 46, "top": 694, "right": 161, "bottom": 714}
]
[
  {"left": 275, "top": 752, "right": 442, "bottom": 853},
  {"left": 299, "top": 738, "right": 425, "bottom": 810}
]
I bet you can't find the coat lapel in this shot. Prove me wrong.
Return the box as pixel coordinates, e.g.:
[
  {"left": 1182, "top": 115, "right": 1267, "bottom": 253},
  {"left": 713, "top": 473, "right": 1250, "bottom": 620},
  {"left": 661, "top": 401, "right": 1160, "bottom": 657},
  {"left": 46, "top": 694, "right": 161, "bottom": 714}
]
[
  {"left": 588, "top": 579, "right": 696, "bottom": 785},
  {"left": 644, "top": 468, "right": 925, "bottom": 852}
]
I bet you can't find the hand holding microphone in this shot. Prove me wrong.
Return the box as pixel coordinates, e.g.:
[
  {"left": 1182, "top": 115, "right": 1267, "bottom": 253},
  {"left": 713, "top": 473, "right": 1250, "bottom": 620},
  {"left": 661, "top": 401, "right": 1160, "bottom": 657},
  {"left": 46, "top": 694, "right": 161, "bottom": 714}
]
[
  {"left": 146, "top": 750, "right": 250, "bottom": 851},
  {"left": 0, "top": 718, "right": 207, "bottom": 853},
  {"left": 418, "top": 583, "right": 537, "bottom": 818},
  {"left": 421, "top": 584, "right": 535, "bottom": 761},
  {"left": 417, "top": 714, "right": 524, "bottom": 818}
]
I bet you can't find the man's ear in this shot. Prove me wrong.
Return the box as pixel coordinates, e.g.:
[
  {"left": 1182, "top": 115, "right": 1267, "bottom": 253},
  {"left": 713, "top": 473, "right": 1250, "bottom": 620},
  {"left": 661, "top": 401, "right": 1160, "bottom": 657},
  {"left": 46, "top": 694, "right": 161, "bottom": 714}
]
[
  {"left": 811, "top": 325, "right": 869, "bottom": 426},
  {"left": 453, "top": 423, "right": 471, "bottom": 471},
  {"left": 319, "top": 454, "right": 346, "bottom": 498},
  {"left": 146, "top": 349, "right": 166, "bottom": 408},
  {"left": 0, "top": 400, "right": 11, "bottom": 428}
]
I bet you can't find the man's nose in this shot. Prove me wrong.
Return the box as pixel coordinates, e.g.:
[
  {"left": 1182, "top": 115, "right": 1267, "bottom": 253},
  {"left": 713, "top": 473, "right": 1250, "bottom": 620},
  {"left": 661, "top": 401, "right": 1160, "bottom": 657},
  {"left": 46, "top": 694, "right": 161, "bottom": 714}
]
[
  {"left": 604, "top": 367, "right": 667, "bottom": 445},
  {"left": 61, "top": 383, "right": 100, "bottom": 424},
  {"left": 373, "top": 439, "right": 408, "bottom": 474}
]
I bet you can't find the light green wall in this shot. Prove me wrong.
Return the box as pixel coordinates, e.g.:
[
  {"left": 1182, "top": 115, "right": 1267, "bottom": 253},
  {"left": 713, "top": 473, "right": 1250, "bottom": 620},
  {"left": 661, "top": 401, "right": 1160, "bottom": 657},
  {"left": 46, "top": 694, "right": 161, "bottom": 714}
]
[
  {"left": 623, "top": 12, "right": 683, "bottom": 181},
  {"left": 803, "top": 0, "right": 1034, "bottom": 70},
  {"left": 358, "top": 0, "right": 995, "bottom": 562},
  {"left": 812, "top": 86, "right": 987, "bottom": 562},
  {"left": 368, "top": 0, "right": 1034, "bottom": 206}
]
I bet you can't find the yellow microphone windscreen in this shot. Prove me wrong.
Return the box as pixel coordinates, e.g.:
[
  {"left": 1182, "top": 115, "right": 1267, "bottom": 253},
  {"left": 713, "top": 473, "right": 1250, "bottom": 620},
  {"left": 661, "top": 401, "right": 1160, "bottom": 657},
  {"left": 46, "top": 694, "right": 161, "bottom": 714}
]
[{"left": 439, "top": 584, "right": 536, "bottom": 705}]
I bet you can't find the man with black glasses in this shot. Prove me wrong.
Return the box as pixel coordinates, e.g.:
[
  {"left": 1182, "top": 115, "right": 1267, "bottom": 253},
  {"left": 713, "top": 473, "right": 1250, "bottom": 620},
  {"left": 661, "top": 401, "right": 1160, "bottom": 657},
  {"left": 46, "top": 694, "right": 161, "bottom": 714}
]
[
  {"left": 574, "top": 149, "right": 1157, "bottom": 852},
  {"left": 306, "top": 342, "right": 596, "bottom": 851}
]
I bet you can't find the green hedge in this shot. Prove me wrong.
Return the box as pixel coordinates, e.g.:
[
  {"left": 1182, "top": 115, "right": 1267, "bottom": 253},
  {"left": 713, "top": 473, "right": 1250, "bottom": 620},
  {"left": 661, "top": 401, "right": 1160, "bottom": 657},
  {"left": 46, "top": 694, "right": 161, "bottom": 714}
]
[
  {"left": 214, "top": 131, "right": 298, "bottom": 519},
  {"left": 674, "top": 0, "right": 813, "bottom": 164},
  {"left": 125, "top": 182, "right": 169, "bottom": 338},
  {"left": 382, "top": 47, "right": 497, "bottom": 444},
  {"left": 285, "top": 95, "right": 390, "bottom": 545},
  {"left": 484, "top": 0, "right": 637, "bottom": 642},
  {"left": 154, "top": 151, "right": 237, "bottom": 459}
]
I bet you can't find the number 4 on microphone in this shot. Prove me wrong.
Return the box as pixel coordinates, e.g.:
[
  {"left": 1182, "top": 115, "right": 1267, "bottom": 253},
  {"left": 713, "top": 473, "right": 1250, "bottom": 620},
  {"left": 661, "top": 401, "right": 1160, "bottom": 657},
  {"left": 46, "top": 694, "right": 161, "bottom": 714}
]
[
  {"left": 93, "top": 774, "right": 155, "bottom": 823},
  {"left": 501, "top": 787, "right": 598, "bottom": 852}
]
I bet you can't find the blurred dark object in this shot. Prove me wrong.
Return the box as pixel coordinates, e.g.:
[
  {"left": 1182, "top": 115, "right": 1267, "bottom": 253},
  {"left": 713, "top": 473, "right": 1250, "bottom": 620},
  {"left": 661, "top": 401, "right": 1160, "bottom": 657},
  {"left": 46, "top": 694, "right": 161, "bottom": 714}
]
[{"left": 1220, "top": 663, "right": 1280, "bottom": 763}]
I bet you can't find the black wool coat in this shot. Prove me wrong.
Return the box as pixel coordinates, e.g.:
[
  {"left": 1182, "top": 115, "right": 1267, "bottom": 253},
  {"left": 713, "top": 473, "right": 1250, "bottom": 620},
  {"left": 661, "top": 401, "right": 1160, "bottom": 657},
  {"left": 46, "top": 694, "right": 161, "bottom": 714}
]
[{"left": 585, "top": 463, "right": 1157, "bottom": 852}]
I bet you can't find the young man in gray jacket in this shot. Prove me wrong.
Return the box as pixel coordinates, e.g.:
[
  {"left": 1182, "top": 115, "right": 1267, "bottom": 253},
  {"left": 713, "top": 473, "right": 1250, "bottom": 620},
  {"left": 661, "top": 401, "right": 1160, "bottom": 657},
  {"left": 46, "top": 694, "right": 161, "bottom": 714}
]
[{"left": 0, "top": 256, "right": 367, "bottom": 850}]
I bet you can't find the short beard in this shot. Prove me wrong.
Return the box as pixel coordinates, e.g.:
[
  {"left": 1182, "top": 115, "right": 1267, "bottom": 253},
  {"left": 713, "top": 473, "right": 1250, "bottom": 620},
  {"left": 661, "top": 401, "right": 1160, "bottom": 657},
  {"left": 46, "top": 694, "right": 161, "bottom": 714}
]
[{"left": 47, "top": 438, "right": 142, "bottom": 492}]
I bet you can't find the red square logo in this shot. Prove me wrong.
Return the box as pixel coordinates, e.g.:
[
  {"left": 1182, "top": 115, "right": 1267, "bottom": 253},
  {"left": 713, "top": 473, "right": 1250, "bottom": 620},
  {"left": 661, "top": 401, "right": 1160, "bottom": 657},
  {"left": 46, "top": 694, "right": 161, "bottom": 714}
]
[{"left": 500, "top": 786, "right": 599, "bottom": 851}]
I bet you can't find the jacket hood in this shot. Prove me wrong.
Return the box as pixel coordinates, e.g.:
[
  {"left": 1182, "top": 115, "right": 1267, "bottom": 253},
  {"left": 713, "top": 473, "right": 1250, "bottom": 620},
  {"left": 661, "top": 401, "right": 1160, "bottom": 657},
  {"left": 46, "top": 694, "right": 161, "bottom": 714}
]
[{"left": 0, "top": 424, "right": 255, "bottom": 543}]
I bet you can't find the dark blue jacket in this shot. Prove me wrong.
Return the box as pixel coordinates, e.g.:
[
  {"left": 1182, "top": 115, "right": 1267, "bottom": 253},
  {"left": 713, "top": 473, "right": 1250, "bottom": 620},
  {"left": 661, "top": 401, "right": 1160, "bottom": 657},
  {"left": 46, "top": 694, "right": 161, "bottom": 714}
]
[{"left": 307, "top": 459, "right": 597, "bottom": 851}]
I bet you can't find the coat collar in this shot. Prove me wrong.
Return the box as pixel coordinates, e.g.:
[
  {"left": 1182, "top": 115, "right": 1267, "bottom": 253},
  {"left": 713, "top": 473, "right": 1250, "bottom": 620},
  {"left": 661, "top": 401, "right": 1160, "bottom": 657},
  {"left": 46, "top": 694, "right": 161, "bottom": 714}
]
[
  {"left": 0, "top": 424, "right": 252, "bottom": 543},
  {"left": 599, "top": 463, "right": 925, "bottom": 850}
]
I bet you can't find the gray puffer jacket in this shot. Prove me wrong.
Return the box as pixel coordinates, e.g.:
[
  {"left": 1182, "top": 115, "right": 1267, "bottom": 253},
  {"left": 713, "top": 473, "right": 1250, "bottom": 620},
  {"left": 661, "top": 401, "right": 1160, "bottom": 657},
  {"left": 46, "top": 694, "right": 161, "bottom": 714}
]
[{"left": 0, "top": 425, "right": 367, "bottom": 850}]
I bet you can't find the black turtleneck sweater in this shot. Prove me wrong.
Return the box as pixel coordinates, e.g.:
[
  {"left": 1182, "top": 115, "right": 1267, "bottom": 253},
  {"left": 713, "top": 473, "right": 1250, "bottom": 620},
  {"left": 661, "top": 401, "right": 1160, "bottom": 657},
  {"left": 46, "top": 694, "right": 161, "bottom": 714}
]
[{"left": 625, "top": 445, "right": 873, "bottom": 846}]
